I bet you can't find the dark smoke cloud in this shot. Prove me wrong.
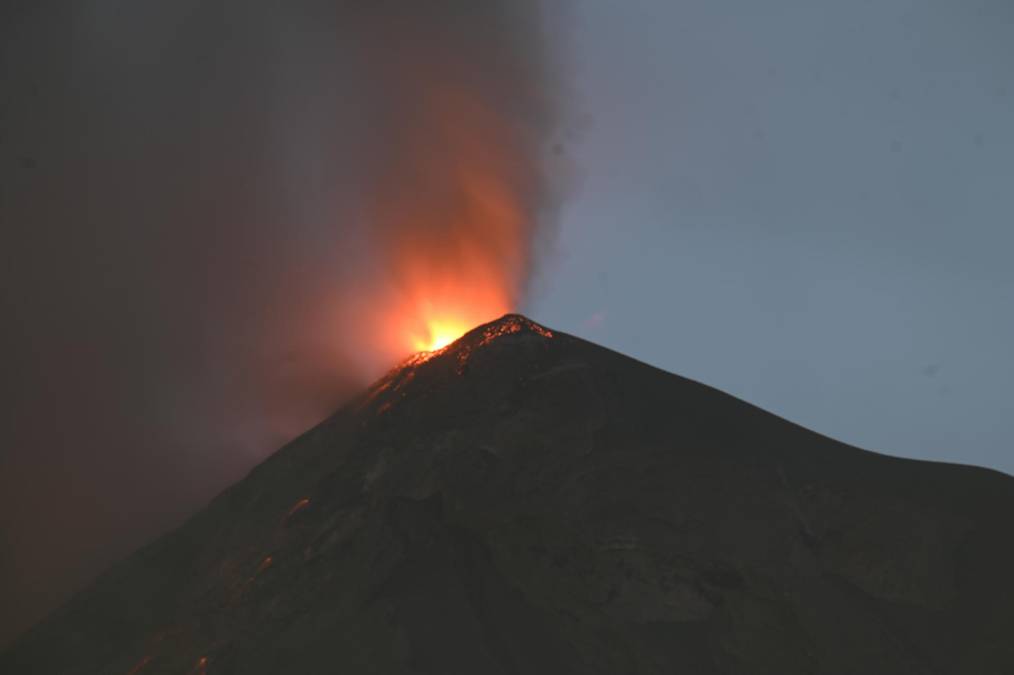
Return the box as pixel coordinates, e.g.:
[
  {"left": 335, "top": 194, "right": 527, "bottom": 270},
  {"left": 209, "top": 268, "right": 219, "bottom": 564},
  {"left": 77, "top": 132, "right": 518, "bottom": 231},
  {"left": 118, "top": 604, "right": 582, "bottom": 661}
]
[{"left": 0, "top": 0, "right": 566, "bottom": 647}]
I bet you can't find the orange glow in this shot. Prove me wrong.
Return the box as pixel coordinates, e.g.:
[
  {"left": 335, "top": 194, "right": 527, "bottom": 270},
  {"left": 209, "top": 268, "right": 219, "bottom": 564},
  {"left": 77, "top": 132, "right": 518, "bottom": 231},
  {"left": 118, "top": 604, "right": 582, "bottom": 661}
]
[
  {"left": 286, "top": 498, "right": 311, "bottom": 519},
  {"left": 409, "top": 312, "right": 480, "bottom": 353},
  {"left": 337, "top": 18, "right": 542, "bottom": 371},
  {"left": 126, "top": 656, "right": 152, "bottom": 675},
  {"left": 413, "top": 319, "right": 465, "bottom": 353},
  {"left": 367, "top": 132, "right": 522, "bottom": 360}
]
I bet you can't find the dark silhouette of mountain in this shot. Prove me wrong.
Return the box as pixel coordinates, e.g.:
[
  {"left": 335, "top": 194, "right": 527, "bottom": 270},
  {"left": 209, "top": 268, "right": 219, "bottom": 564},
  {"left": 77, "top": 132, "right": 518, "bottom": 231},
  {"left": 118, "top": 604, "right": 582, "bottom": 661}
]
[{"left": 4, "top": 314, "right": 1014, "bottom": 674}]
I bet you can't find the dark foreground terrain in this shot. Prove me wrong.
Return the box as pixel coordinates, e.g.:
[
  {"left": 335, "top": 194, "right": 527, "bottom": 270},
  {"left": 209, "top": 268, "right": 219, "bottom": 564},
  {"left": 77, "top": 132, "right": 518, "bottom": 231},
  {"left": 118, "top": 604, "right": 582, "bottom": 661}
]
[{"left": 4, "top": 315, "right": 1014, "bottom": 674}]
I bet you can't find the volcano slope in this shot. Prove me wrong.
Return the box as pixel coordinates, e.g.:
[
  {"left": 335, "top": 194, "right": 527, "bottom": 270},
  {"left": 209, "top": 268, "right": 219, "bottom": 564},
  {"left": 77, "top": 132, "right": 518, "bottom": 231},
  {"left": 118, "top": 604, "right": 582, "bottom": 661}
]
[{"left": 4, "top": 314, "right": 1014, "bottom": 675}]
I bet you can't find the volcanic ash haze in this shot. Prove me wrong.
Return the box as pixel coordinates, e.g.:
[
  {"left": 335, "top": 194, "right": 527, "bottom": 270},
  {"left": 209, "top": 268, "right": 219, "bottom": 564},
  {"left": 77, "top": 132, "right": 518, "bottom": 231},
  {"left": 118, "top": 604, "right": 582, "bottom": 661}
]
[
  {"left": 0, "top": 0, "right": 566, "bottom": 649},
  {"left": 4, "top": 315, "right": 1014, "bottom": 674},
  {"left": 345, "top": 2, "right": 567, "bottom": 362}
]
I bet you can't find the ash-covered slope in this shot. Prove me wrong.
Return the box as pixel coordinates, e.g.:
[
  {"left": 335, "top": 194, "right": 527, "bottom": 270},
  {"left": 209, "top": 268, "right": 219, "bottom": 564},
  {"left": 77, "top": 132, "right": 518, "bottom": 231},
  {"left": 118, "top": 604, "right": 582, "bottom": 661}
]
[{"left": 5, "top": 315, "right": 1014, "bottom": 674}]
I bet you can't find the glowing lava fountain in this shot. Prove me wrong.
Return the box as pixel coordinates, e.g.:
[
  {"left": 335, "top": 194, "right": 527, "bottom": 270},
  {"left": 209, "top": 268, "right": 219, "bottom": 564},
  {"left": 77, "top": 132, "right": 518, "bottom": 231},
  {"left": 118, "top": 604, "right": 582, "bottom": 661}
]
[
  {"left": 367, "top": 82, "right": 535, "bottom": 360},
  {"left": 334, "top": 5, "right": 563, "bottom": 370}
]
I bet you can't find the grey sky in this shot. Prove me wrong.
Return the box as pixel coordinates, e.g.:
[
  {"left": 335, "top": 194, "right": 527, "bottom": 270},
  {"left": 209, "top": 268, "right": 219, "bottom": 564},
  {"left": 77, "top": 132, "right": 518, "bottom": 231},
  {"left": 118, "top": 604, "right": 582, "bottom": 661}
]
[{"left": 531, "top": 0, "right": 1014, "bottom": 475}]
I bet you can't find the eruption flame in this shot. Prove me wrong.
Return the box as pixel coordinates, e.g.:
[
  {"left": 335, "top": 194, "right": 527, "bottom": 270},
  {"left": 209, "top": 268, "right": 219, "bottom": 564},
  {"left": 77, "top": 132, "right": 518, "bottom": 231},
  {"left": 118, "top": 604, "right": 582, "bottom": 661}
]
[
  {"left": 411, "top": 317, "right": 473, "bottom": 353},
  {"left": 346, "top": 5, "right": 559, "bottom": 367}
]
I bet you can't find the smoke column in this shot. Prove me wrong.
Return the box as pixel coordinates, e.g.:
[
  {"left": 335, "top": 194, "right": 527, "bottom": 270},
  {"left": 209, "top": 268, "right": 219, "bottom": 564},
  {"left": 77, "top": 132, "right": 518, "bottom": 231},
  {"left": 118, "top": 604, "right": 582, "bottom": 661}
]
[
  {"left": 347, "top": 5, "right": 563, "bottom": 358},
  {"left": 0, "top": 0, "right": 566, "bottom": 647}
]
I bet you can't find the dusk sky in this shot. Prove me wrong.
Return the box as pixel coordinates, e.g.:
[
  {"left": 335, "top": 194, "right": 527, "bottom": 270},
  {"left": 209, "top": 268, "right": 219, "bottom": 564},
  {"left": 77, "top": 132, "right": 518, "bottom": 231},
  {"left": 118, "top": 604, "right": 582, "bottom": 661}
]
[
  {"left": 2, "top": 0, "right": 1012, "bottom": 649},
  {"left": 532, "top": 0, "right": 1014, "bottom": 477}
]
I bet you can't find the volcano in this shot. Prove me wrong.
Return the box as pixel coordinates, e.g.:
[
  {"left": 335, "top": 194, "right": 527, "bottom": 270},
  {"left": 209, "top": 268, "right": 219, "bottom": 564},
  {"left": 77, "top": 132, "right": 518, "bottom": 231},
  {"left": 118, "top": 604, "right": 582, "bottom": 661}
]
[{"left": 4, "top": 314, "right": 1014, "bottom": 674}]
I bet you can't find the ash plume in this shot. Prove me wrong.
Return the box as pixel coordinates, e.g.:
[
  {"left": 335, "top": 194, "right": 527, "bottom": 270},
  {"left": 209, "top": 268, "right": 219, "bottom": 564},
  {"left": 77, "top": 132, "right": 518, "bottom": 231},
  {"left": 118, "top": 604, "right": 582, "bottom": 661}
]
[{"left": 0, "top": 0, "right": 567, "bottom": 647}]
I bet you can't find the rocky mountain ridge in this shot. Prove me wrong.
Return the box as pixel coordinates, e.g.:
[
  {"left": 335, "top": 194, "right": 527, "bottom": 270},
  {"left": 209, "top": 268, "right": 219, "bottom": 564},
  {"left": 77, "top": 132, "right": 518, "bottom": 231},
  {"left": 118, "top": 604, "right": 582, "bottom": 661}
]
[{"left": 4, "top": 314, "right": 1013, "bottom": 674}]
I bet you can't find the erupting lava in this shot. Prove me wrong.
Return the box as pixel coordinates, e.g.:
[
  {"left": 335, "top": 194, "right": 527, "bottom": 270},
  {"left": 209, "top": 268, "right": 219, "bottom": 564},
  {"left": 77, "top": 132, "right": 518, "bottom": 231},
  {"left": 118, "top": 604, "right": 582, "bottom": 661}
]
[
  {"left": 358, "top": 278, "right": 514, "bottom": 367},
  {"left": 370, "top": 79, "right": 530, "bottom": 360},
  {"left": 363, "top": 113, "right": 532, "bottom": 358},
  {"left": 412, "top": 318, "right": 470, "bottom": 353},
  {"left": 402, "top": 283, "right": 513, "bottom": 354},
  {"left": 337, "top": 7, "right": 557, "bottom": 371}
]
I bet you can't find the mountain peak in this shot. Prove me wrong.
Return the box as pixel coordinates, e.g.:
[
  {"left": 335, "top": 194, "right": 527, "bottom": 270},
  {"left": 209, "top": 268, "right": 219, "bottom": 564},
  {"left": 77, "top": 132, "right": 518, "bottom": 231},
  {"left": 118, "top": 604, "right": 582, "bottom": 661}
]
[
  {"left": 5, "top": 317, "right": 1014, "bottom": 674},
  {"left": 354, "top": 313, "right": 562, "bottom": 423},
  {"left": 408, "top": 313, "right": 556, "bottom": 364}
]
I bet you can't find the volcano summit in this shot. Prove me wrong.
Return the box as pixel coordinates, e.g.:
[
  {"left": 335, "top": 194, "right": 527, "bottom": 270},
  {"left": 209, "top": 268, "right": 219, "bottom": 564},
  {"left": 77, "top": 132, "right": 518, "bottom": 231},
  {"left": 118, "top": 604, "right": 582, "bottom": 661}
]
[{"left": 4, "top": 315, "right": 1014, "bottom": 674}]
